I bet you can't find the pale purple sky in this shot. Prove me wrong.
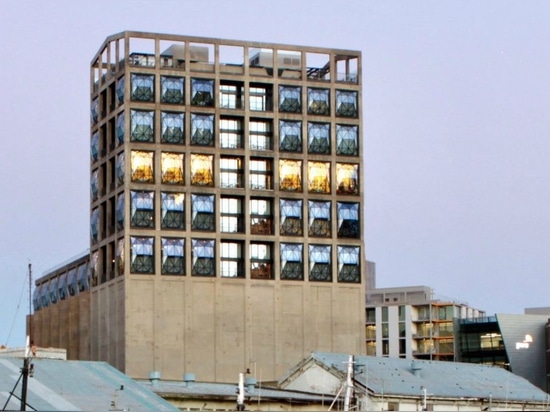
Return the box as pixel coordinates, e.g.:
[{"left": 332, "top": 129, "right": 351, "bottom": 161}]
[{"left": 1, "top": 1, "right": 549, "bottom": 347}]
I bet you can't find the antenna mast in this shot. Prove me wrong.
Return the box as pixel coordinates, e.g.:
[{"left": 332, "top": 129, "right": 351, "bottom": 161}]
[{"left": 28, "top": 264, "right": 32, "bottom": 343}]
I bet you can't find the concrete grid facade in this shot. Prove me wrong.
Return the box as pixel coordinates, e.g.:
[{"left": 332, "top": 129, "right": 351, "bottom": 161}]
[{"left": 31, "top": 31, "right": 366, "bottom": 383}]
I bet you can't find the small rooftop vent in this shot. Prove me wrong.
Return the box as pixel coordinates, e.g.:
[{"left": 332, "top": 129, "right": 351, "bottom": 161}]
[{"left": 183, "top": 372, "right": 196, "bottom": 388}]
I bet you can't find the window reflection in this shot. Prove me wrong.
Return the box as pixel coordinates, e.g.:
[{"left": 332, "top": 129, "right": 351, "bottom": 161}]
[
  {"left": 191, "top": 114, "right": 214, "bottom": 146},
  {"left": 191, "top": 194, "right": 215, "bottom": 231},
  {"left": 308, "top": 201, "right": 331, "bottom": 237},
  {"left": 250, "top": 198, "right": 272, "bottom": 235},
  {"left": 308, "top": 123, "right": 330, "bottom": 154},
  {"left": 307, "top": 88, "right": 330, "bottom": 115},
  {"left": 279, "top": 160, "right": 302, "bottom": 191},
  {"left": 250, "top": 243, "right": 273, "bottom": 279},
  {"left": 162, "top": 238, "right": 185, "bottom": 275},
  {"left": 279, "top": 120, "right": 302, "bottom": 152},
  {"left": 309, "top": 245, "right": 332, "bottom": 281},
  {"left": 161, "top": 76, "right": 184, "bottom": 104},
  {"left": 161, "top": 192, "right": 185, "bottom": 229},
  {"left": 161, "top": 152, "right": 184, "bottom": 184},
  {"left": 191, "top": 78, "right": 214, "bottom": 107},
  {"left": 338, "top": 246, "right": 360, "bottom": 283},
  {"left": 336, "top": 125, "right": 358, "bottom": 156},
  {"left": 131, "top": 151, "right": 154, "bottom": 183},
  {"left": 130, "top": 236, "right": 154, "bottom": 274},
  {"left": 161, "top": 112, "right": 184, "bottom": 144},
  {"left": 308, "top": 162, "right": 330, "bottom": 194},
  {"left": 280, "top": 199, "right": 302, "bottom": 236},
  {"left": 131, "top": 191, "right": 154, "bottom": 228},
  {"left": 191, "top": 154, "right": 214, "bottom": 186},
  {"left": 131, "top": 73, "right": 154, "bottom": 102},
  {"left": 131, "top": 110, "right": 154, "bottom": 142},
  {"left": 280, "top": 243, "right": 303, "bottom": 280},
  {"left": 337, "top": 202, "right": 360, "bottom": 238},
  {"left": 279, "top": 85, "right": 301, "bottom": 113},
  {"left": 192, "top": 239, "right": 215, "bottom": 276},
  {"left": 336, "top": 90, "right": 358, "bottom": 117},
  {"left": 336, "top": 163, "right": 359, "bottom": 195}
]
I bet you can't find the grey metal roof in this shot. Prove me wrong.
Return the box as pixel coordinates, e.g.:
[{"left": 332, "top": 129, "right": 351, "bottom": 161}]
[
  {"left": 0, "top": 356, "right": 179, "bottom": 411},
  {"left": 294, "top": 352, "right": 550, "bottom": 403}
]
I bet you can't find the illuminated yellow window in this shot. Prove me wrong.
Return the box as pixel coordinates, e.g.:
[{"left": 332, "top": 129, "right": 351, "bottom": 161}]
[
  {"left": 308, "top": 162, "right": 330, "bottom": 194},
  {"left": 131, "top": 151, "right": 154, "bottom": 183},
  {"left": 161, "top": 152, "right": 184, "bottom": 184},
  {"left": 190, "top": 154, "right": 214, "bottom": 186},
  {"left": 336, "top": 163, "right": 359, "bottom": 195},
  {"left": 279, "top": 160, "right": 302, "bottom": 192}
]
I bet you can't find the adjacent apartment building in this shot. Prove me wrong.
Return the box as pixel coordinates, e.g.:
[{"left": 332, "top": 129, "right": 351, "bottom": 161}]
[
  {"left": 30, "top": 31, "right": 366, "bottom": 383},
  {"left": 366, "top": 286, "right": 484, "bottom": 360}
]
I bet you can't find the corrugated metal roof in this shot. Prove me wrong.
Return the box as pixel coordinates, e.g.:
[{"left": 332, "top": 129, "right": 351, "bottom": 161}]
[
  {"left": 0, "top": 356, "right": 179, "bottom": 411},
  {"left": 303, "top": 352, "right": 549, "bottom": 402}
]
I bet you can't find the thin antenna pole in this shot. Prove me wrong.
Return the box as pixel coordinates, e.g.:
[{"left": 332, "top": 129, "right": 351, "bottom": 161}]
[{"left": 28, "top": 264, "right": 32, "bottom": 343}]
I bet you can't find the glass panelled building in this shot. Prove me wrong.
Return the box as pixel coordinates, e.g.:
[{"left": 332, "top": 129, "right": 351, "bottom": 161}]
[{"left": 32, "top": 32, "right": 365, "bottom": 383}]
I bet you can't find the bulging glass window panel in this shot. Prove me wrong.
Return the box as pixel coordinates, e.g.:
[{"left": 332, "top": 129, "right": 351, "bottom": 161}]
[
  {"left": 308, "top": 201, "right": 331, "bottom": 237},
  {"left": 161, "top": 238, "right": 185, "bottom": 275},
  {"left": 90, "top": 208, "right": 99, "bottom": 243},
  {"left": 91, "top": 169, "right": 99, "bottom": 201},
  {"left": 279, "top": 85, "right": 301, "bottom": 113},
  {"left": 130, "top": 73, "right": 154, "bottom": 102},
  {"left": 336, "top": 163, "right": 359, "bottom": 195},
  {"left": 131, "top": 151, "right": 154, "bottom": 183},
  {"left": 49, "top": 277, "right": 59, "bottom": 304},
  {"left": 161, "top": 112, "right": 184, "bottom": 144},
  {"left": 191, "top": 78, "right": 214, "bottom": 107},
  {"left": 191, "top": 194, "right": 215, "bottom": 231},
  {"left": 191, "top": 154, "right": 214, "bottom": 186},
  {"left": 220, "top": 197, "right": 243, "bottom": 233},
  {"left": 336, "top": 125, "right": 359, "bottom": 156},
  {"left": 116, "top": 112, "right": 125, "bottom": 146},
  {"left": 250, "top": 243, "right": 273, "bottom": 279},
  {"left": 308, "top": 162, "right": 331, "bottom": 194},
  {"left": 131, "top": 190, "right": 154, "bottom": 228},
  {"left": 130, "top": 236, "right": 154, "bottom": 274},
  {"left": 336, "top": 90, "right": 358, "bottom": 117},
  {"left": 307, "top": 88, "right": 330, "bottom": 115},
  {"left": 192, "top": 239, "right": 215, "bottom": 276},
  {"left": 220, "top": 157, "right": 243, "bottom": 188},
  {"left": 280, "top": 199, "right": 302, "bottom": 236},
  {"left": 91, "top": 98, "right": 99, "bottom": 124},
  {"left": 338, "top": 246, "right": 361, "bottom": 283},
  {"left": 279, "top": 120, "right": 302, "bottom": 152},
  {"left": 130, "top": 110, "right": 154, "bottom": 142},
  {"left": 91, "top": 132, "right": 99, "bottom": 162},
  {"left": 161, "top": 192, "right": 185, "bottom": 229},
  {"left": 220, "top": 241, "right": 243, "bottom": 278},
  {"left": 309, "top": 245, "right": 332, "bottom": 282},
  {"left": 337, "top": 202, "right": 360, "bottom": 238},
  {"left": 219, "top": 118, "right": 243, "bottom": 149},
  {"left": 191, "top": 114, "right": 214, "bottom": 146},
  {"left": 279, "top": 160, "right": 302, "bottom": 192},
  {"left": 67, "top": 268, "right": 78, "bottom": 297},
  {"left": 40, "top": 282, "right": 50, "bottom": 308},
  {"left": 116, "top": 239, "right": 125, "bottom": 276},
  {"left": 308, "top": 123, "right": 330, "bottom": 154},
  {"left": 249, "top": 120, "right": 272, "bottom": 151},
  {"left": 116, "top": 192, "right": 125, "bottom": 230},
  {"left": 116, "top": 76, "right": 125, "bottom": 105},
  {"left": 161, "top": 76, "right": 184, "bottom": 104},
  {"left": 88, "top": 252, "right": 98, "bottom": 288},
  {"left": 280, "top": 243, "right": 303, "bottom": 280},
  {"left": 249, "top": 159, "right": 272, "bottom": 190},
  {"left": 162, "top": 152, "right": 184, "bottom": 184},
  {"left": 33, "top": 286, "right": 42, "bottom": 311},
  {"left": 116, "top": 152, "right": 125, "bottom": 185}
]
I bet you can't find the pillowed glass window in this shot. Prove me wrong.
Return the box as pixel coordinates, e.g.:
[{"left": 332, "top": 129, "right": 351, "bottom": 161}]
[
  {"left": 220, "top": 197, "right": 243, "bottom": 233},
  {"left": 116, "top": 76, "right": 125, "bottom": 105},
  {"left": 116, "top": 238, "right": 125, "bottom": 276},
  {"left": 33, "top": 286, "right": 42, "bottom": 311},
  {"left": 219, "top": 118, "right": 243, "bottom": 148},
  {"left": 191, "top": 154, "right": 214, "bottom": 186},
  {"left": 130, "top": 110, "right": 154, "bottom": 142},
  {"left": 250, "top": 198, "right": 273, "bottom": 235},
  {"left": 91, "top": 169, "right": 99, "bottom": 201},
  {"left": 130, "top": 236, "right": 154, "bottom": 274},
  {"left": 336, "top": 125, "right": 359, "bottom": 156},
  {"left": 116, "top": 152, "right": 125, "bottom": 185},
  {"left": 161, "top": 238, "right": 185, "bottom": 275},
  {"left": 309, "top": 245, "right": 332, "bottom": 281},
  {"left": 91, "top": 99, "right": 99, "bottom": 124},
  {"left": 116, "top": 113, "right": 125, "bottom": 146},
  {"left": 250, "top": 243, "right": 273, "bottom": 279},
  {"left": 40, "top": 282, "right": 50, "bottom": 308},
  {"left": 220, "top": 82, "right": 243, "bottom": 109},
  {"left": 280, "top": 243, "right": 303, "bottom": 280},
  {"left": 191, "top": 78, "right": 214, "bottom": 107},
  {"left": 221, "top": 241, "right": 243, "bottom": 278},
  {"left": 161, "top": 76, "right": 184, "bottom": 104},
  {"left": 309, "top": 201, "right": 331, "bottom": 237},
  {"left": 249, "top": 85, "right": 272, "bottom": 111},
  {"left": 131, "top": 73, "right": 154, "bottom": 102},
  {"left": 88, "top": 252, "right": 98, "bottom": 289},
  {"left": 192, "top": 194, "right": 215, "bottom": 231},
  {"left": 307, "top": 88, "right": 330, "bottom": 115},
  {"left": 279, "top": 120, "right": 302, "bottom": 152},
  {"left": 308, "top": 162, "right": 330, "bottom": 194},
  {"left": 67, "top": 267, "right": 78, "bottom": 296},
  {"left": 58, "top": 273, "right": 68, "bottom": 300},
  {"left": 337, "top": 202, "right": 360, "bottom": 238},
  {"left": 336, "top": 163, "right": 359, "bottom": 195},
  {"left": 279, "top": 85, "right": 301, "bottom": 113},
  {"left": 191, "top": 114, "right": 214, "bottom": 146},
  {"left": 161, "top": 152, "right": 184, "bottom": 184},
  {"left": 308, "top": 123, "right": 330, "bottom": 154},
  {"left": 279, "top": 160, "right": 302, "bottom": 192},
  {"left": 249, "top": 120, "right": 272, "bottom": 151},
  {"left": 336, "top": 90, "right": 358, "bottom": 117},
  {"left": 131, "top": 151, "right": 154, "bottom": 183},
  {"left": 338, "top": 246, "right": 360, "bottom": 283},
  {"left": 220, "top": 156, "right": 243, "bottom": 188},
  {"left": 91, "top": 132, "right": 99, "bottom": 162},
  {"left": 161, "top": 112, "right": 184, "bottom": 144},
  {"left": 280, "top": 199, "right": 302, "bottom": 236},
  {"left": 161, "top": 192, "right": 185, "bottom": 229},
  {"left": 192, "top": 239, "right": 215, "bottom": 276},
  {"left": 90, "top": 208, "right": 99, "bottom": 243},
  {"left": 116, "top": 192, "right": 125, "bottom": 230},
  {"left": 130, "top": 190, "right": 154, "bottom": 228},
  {"left": 249, "top": 159, "right": 272, "bottom": 190},
  {"left": 49, "top": 277, "right": 59, "bottom": 304}
]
